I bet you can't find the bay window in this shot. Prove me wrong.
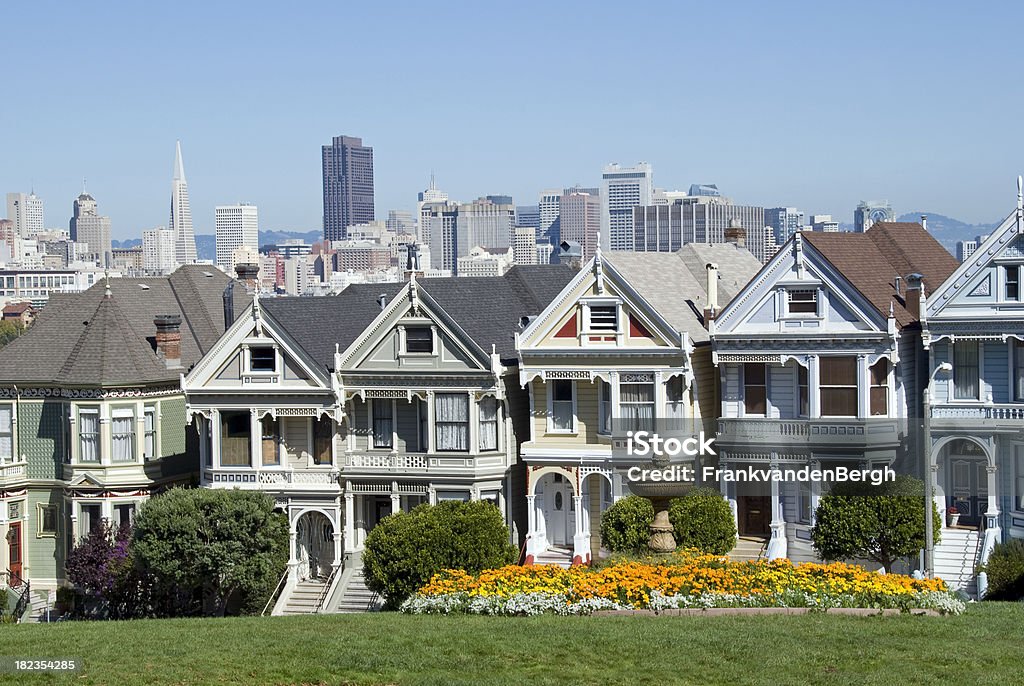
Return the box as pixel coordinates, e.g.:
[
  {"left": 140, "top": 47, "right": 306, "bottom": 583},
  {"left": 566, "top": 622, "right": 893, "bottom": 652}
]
[
  {"left": 953, "top": 341, "right": 980, "bottom": 400},
  {"left": 79, "top": 408, "right": 100, "bottom": 462},
  {"left": 372, "top": 400, "right": 393, "bottom": 449},
  {"left": 435, "top": 393, "right": 469, "bottom": 451},
  {"left": 111, "top": 408, "right": 135, "bottom": 462},
  {"left": 220, "top": 411, "right": 251, "bottom": 466},
  {"left": 549, "top": 380, "right": 575, "bottom": 433},
  {"left": 743, "top": 364, "right": 767, "bottom": 415},
  {"left": 479, "top": 397, "right": 498, "bottom": 451},
  {"left": 620, "top": 381, "right": 655, "bottom": 432},
  {"left": 313, "top": 416, "right": 333, "bottom": 465},
  {"left": 820, "top": 356, "right": 857, "bottom": 417}
]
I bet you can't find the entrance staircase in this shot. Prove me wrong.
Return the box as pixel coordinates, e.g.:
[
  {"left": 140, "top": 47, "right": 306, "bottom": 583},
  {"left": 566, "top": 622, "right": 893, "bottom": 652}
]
[
  {"left": 335, "top": 567, "right": 382, "bottom": 613},
  {"left": 934, "top": 527, "right": 981, "bottom": 599},
  {"left": 280, "top": 579, "right": 328, "bottom": 615},
  {"left": 728, "top": 536, "right": 768, "bottom": 562},
  {"left": 533, "top": 546, "right": 573, "bottom": 568}
]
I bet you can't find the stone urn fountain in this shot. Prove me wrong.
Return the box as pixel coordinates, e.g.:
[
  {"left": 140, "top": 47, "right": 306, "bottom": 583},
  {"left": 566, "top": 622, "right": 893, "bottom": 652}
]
[{"left": 624, "top": 459, "right": 694, "bottom": 553}]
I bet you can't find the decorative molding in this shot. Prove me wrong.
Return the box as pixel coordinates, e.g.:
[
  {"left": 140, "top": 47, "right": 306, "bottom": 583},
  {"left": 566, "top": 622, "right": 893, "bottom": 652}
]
[{"left": 0, "top": 385, "right": 180, "bottom": 400}]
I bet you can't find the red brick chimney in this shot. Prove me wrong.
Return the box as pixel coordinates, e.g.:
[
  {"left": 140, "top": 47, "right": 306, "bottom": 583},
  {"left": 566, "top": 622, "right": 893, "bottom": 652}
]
[
  {"left": 724, "top": 219, "right": 746, "bottom": 248},
  {"left": 235, "top": 263, "right": 260, "bottom": 292},
  {"left": 154, "top": 314, "right": 182, "bottom": 369},
  {"left": 905, "top": 273, "right": 924, "bottom": 321}
]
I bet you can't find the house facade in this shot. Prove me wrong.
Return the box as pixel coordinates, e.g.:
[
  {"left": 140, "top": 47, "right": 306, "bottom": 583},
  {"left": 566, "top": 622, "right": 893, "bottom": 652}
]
[
  {"left": 516, "top": 245, "right": 760, "bottom": 565},
  {"left": 0, "top": 266, "right": 248, "bottom": 614},
  {"left": 181, "top": 266, "right": 573, "bottom": 611},
  {"left": 923, "top": 191, "right": 1024, "bottom": 595},
  {"left": 710, "top": 223, "right": 958, "bottom": 564}
]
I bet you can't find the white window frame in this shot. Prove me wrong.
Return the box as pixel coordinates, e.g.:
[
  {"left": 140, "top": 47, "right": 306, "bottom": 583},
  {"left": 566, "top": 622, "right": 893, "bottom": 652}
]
[
  {"left": 598, "top": 379, "right": 612, "bottom": 435},
  {"left": 1013, "top": 340, "right": 1024, "bottom": 403},
  {"left": 434, "top": 393, "right": 469, "bottom": 452},
  {"left": 784, "top": 288, "right": 820, "bottom": 318},
  {"left": 246, "top": 345, "right": 278, "bottom": 374},
  {"left": 547, "top": 380, "right": 577, "bottom": 434},
  {"left": 371, "top": 399, "right": 394, "bottom": 450},
  {"left": 78, "top": 407, "right": 100, "bottom": 463},
  {"left": 36, "top": 502, "right": 58, "bottom": 538},
  {"left": 0, "top": 403, "right": 13, "bottom": 462},
  {"left": 143, "top": 404, "right": 158, "bottom": 461},
  {"left": 111, "top": 406, "right": 137, "bottom": 463},
  {"left": 952, "top": 340, "right": 983, "bottom": 402},
  {"left": 401, "top": 324, "right": 436, "bottom": 356},
  {"left": 478, "top": 396, "right": 499, "bottom": 452},
  {"left": 581, "top": 299, "right": 623, "bottom": 338}
]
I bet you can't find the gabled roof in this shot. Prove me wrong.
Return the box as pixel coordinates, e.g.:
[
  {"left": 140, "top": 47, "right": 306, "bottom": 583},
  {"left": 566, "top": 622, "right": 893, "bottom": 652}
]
[
  {"left": 261, "top": 265, "right": 575, "bottom": 370},
  {"left": 0, "top": 265, "right": 251, "bottom": 386},
  {"left": 802, "top": 222, "right": 958, "bottom": 328},
  {"left": 604, "top": 244, "right": 762, "bottom": 342}
]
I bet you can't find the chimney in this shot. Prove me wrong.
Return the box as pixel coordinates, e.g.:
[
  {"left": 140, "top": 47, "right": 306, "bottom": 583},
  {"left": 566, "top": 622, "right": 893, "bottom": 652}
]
[
  {"left": 920, "top": 215, "right": 928, "bottom": 231},
  {"left": 704, "top": 262, "right": 719, "bottom": 328},
  {"left": 893, "top": 275, "right": 902, "bottom": 297},
  {"left": 222, "top": 281, "right": 235, "bottom": 328},
  {"left": 154, "top": 314, "right": 183, "bottom": 369},
  {"left": 378, "top": 293, "right": 388, "bottom": 310},
  {"left": 235, "top": 262, "right": 260, "bottom": 292},
  {"left": 905, "top": 273, "right": 924, "bottom": 321},
  {"left": 724, "top": 218, "right": 746, "bottom": 248}
]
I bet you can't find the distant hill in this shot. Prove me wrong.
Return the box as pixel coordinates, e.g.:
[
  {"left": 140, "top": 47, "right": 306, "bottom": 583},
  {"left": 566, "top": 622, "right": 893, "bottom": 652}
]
[{"left": 896, "top": 212, "right": 1000, "bottom": 254}]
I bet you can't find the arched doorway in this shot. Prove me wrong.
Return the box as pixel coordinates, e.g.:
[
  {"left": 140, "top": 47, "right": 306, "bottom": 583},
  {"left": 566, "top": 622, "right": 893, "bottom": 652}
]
[
  {"left": 295, "top": 511, "right": 334, "bottom": 580},
  {"left": 941, "top": 438, "right": 989, "bottom": 528},
  {"left": 536, "top": 472, "right": 576, "bottom": 549}
]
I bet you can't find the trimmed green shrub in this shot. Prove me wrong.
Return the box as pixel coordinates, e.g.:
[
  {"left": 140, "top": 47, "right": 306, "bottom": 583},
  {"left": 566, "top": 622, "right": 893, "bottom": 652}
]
[
  {"left": 600, "top": 495, "right": 654, "bottom": 553},
  {"left": 362, "top": 500, "right": 517, "bottom": 610},
  {"left": 980, "top": 539, "right": 1024, "bottom": 600},
  {"left": 811, "top": 474, "right": 941, "bottom": 573},
  {"left": 668, "top": 488, "right": 736, "bottom": 554}
]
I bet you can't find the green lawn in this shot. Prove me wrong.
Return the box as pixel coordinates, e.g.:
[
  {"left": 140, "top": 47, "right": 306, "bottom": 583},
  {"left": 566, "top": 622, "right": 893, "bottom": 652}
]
[{"left": 1, "top": 604, "right": 1020, "bottom": 685}]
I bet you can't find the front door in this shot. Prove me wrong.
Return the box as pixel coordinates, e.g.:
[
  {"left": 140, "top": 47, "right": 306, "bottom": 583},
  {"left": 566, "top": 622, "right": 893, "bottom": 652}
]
[
  {"left": 542, "top": 476, "right": 575, "bottom": 547},
  {"left": 8, "top": 522, "right": 22, "bottom": 585},
  {"left": 948, "top": 457, "right": 987, "bottom": 528},
  {"left": 739, "top": 496, "right": 770, "bottom": 536}
]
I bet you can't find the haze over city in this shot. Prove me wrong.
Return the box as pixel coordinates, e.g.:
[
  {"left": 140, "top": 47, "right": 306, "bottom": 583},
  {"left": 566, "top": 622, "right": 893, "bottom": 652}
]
[{"left": 3, "top": 1, "right": 1023, "bottom": 238}]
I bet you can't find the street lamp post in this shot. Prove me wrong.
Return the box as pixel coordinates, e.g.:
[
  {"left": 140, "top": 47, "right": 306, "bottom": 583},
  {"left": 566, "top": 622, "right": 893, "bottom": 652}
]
[{"left": 922, "top": 361, "right": 953, "bottom": 577}]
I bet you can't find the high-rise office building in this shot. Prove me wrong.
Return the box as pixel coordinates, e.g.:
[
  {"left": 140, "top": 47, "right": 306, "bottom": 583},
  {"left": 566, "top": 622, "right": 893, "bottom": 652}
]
[
  {"left": 853, "top": 200, "right": 894, "bottom": 232},
  {"left": 215, "top": 203, "right": 259, "bottom": 273},
  {"left": 169, "top": 141, "right": 197, "bottom": 265},
  {"left": 322, "top": 135, "right": 375, "bottom": 241},
  {"left": 513, "top": 226, "right": 538, "bottom": 265},
  {"left": 810, "top": 214, "right": 840, "bottom": 232},
  {"left": 428, "top": 198, "right": 514, "bottom": 275},
  {"left": 957, "top": 235, "right": 989, "bottom": 263},
  {"left": 515, "top": 205, "right": 540, "bottom": 231},
  {"left": 601, "top": 163, "right": 653, "bottom": 251},
  {"left": 632, "top": 197, "right": 768, "bottom": 261},
  {"left": 422, "top": 201, "right": 460, "bottom": 272},
  {"left": 765, "top": 207, "right": 805, "bottom": 244},
  {"left": 538, "top": 190, "right": 561, "bottom": 246},
  {"left": 142, "top": 227, "right": 177, "bottom": 274},
  {"left": 69, "top": 192, "right": 112, "bottom": 266},
  {"left": 559, "top": 191, "right": 601, "bottom": 262},
  {"left": 6, "top": 192, "right": 44, "bottom": 238},
  {"left": 386, "top": 209, "right": 416, "bottom": 234},
  {"left": 417, "top": 175, "right": 448, "bottom": 244}
]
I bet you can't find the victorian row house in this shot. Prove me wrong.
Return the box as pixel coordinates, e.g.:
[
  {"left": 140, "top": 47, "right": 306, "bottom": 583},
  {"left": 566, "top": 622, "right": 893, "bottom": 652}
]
[
  {"left": 922, "top": 188, "right": 1024, "bottom": 596},
  {"left": 181, "top": 265, "right": 574, "bottom": 612},
  {"left": 0, "top": 266, "right": 249, "bottom": 616}
]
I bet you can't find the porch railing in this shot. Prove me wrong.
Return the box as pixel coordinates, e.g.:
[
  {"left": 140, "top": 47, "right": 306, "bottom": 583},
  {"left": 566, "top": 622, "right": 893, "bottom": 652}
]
[
  {"left": 204, "top": 468, "right": 341, "bottom": 488},
  {"left": 2, "top": 570, "right": 31, "bottom": 623},
  {"left": 716, "top": 418, "right": 902, "bottom": 447},
  {"left": 261, "top": 568, "right": 289, "bottom": 617},
  {"left": 931, "top": 404, "right": 1024, "bottom": 421},
  {"left": 0, "top": 458, "right": 27, "bottom": 482}
]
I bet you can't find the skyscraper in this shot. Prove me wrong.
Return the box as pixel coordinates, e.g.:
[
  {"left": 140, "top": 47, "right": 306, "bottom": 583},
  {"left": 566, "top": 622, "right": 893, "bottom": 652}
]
[
  {"left": 538, "top": 190, "right": 561, "bottom": 246},
  {"left": 69, "top": 192, "right": 112, "bottom": 266},
  {"left": 427, "top": 197, "right": 514, "bottom": 275},
  {"left": 215, "top": 203, "right": 259, "bottom": 273},
  {"left": 6, "top": 192, "right": 44, "bottom": 238},
  {"left": 559, "top": 190, "right": 601, "bottom": 262},
  {"left": 417, "top": 174, "right": 448, "bottom": 244},
  {"left": 765, "top": 207, "right": 805, "bottom": 244},
  {"left": 142, "top": 227, "right": 177, "bottom": 274},
  {"left": 854, "top": 200, "right": 894, "bottom": 232},
  {"left": 322, "top": 135, "right": 375, "bottom": 241},
  {"left": 170, "top": 141, "right": 197, "bottom": 265},
  {"left": 601, "top": 163, "right": 653, "bottom": 251},
  {"left": 632, "top": 197, "right": 768, "bottom": 261}
]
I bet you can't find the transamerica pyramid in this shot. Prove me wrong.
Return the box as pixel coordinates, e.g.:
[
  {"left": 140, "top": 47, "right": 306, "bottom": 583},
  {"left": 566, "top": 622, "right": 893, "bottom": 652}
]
[{"left": 170, "top": 140, "right": 198, "bottom": 264}]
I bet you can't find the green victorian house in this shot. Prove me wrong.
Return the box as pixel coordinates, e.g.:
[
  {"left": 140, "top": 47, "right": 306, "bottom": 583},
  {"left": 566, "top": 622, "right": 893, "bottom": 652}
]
[{"left": 0, "top": 266, "right": 248, "bottom": 619}]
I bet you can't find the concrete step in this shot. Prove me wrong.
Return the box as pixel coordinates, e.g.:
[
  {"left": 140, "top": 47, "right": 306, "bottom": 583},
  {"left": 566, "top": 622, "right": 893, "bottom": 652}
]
[{"left": 335, "top": 569, "right": 382, "bottom": 613}]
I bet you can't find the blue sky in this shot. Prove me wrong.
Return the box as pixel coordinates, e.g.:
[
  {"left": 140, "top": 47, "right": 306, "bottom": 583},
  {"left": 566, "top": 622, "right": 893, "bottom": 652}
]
[{"left": 3, "top": 1, "right": 1022, "bottom": 238}]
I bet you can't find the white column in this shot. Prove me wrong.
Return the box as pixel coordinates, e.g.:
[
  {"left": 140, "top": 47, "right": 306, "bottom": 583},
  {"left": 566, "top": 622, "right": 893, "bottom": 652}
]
[
  {"left": 287, "top": 510, "right": 299, "bottom": 582},
  {"left": 766, "top": 458, "right": 788, "bottom": 560},
  {"left": 211, "top": 410, "right": 221, "bottom": 469},
  {"left": 808, "top": 356, "right": 821, "bottom": 418},
  {"left": 572, "top": 494, "right": 587, "bottom": 565},
  {"left": 343, "top": 491, "right": 355, "bottom": 556},
  {"left": 390, "top": 481, "right": 401, "bottom": 514},
  {"left": 525, "top": 494, "right": 538, "bottom": 560},
  {"left": 809, "top": 460, "right": 822, "bottom": 526},
  {"left": 719, "top": 460, "right": 738, "bottom": 532},
  {"left": 981, "top": 463, "right": 1002, "bottom": 563},
  {"left": 856, "top": 354, "right": 868, "bottom": 419},
  {"left": 249, "top": 409, "right": 260, "bottom": 468}
]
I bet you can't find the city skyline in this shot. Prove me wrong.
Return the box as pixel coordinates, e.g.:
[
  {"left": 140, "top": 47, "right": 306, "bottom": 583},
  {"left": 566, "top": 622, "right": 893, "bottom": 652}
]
[{"left": 4, "top": 2, "right": 1024, "bottom": 238}]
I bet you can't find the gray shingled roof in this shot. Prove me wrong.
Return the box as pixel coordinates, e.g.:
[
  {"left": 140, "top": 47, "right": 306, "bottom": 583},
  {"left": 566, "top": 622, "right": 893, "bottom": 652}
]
[
  {"left": 605, "top": 244, "right": 762, "bottom": 343},
  {"left": 0, "top": 265, "right": 250, "bottom": 386},
  {"left": 262, "top": 265, "right": 575, "bottom": 370}
]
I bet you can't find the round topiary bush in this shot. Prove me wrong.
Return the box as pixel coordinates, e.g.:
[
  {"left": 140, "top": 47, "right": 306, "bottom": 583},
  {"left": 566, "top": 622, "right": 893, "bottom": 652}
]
[
  {"left": 362, "top": 500, "right": 517, "bottom": 609},
  {"left": 980, "top": 538, "right": 1024, "bottom": 600},
  {"left": 600, "top": 495, "right": 654, "bottom": 553},
  {"left": 668, "top": 488, "right": 736, "bottom": 554}
]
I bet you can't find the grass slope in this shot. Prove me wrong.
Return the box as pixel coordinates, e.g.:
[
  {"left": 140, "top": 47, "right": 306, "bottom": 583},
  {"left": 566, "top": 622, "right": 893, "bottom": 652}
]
[{"left": 1, "top": 604, "right": 1019, "bottom": 685}]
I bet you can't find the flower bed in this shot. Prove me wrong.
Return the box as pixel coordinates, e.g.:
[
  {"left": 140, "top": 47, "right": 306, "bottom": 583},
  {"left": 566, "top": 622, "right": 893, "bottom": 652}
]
[{"left": 401, "top": 553, "right": 966, "bottom": 616}]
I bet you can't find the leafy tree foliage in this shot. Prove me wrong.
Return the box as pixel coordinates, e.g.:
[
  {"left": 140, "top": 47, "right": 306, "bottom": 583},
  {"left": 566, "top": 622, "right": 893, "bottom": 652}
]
[
  {"left": 362, "top": 500, "right": 517, "bottom": 609},
  {"left": 811, "top": 475, "right": 940, "bottom": 573},
  {"left": 131, "top": 488, "right": 288, "bottom": 616},
  {"left": 668, "top": 488, "right": 736, "bottom": 554},
  {"left": 599, "top": 496, "right": 654, "bottom": 553},
  {"left": 980, "top": 539, "right": 1024, "bottom": 600},
  {"left": 0, "top": 320, "right": 24, "bottom": 349}
]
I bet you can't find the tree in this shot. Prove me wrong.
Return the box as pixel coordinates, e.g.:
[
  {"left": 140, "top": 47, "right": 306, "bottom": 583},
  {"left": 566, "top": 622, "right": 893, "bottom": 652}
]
[
  {"left": 0, "top": 320, "right": 24, "bottom": 350},
  {"left": 811, "top": 475, "right": 941, "bottom": 573},
  {"left": 362, "top": 500, "right": 517, "bottom": 609},
  {"left": 131, "top": 488, "right": 288, "bottom": 616},
  {"left": 599, "top": 496, "right": 654, "bottom": 553},
  {"left": 668, "top": 488, "right": 736, "bottom": 554},
  {"left": 66, "top": 523, "right": 152, "bottom": 619}
]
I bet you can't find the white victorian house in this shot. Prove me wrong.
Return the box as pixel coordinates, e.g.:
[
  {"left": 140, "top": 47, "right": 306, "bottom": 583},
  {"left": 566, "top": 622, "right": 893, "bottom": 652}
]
[
  {"left": 923, "top": 187, "right": 1024, "bottom": 596},
  {"left": 710, "top": 223, "right": 958, "bottom": 564},
  {"left": 516, "top": 244, "right": 760, "bottom": 566},
  {"left": 183, "top": 264, "right": 572, "bottom": 612}
]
